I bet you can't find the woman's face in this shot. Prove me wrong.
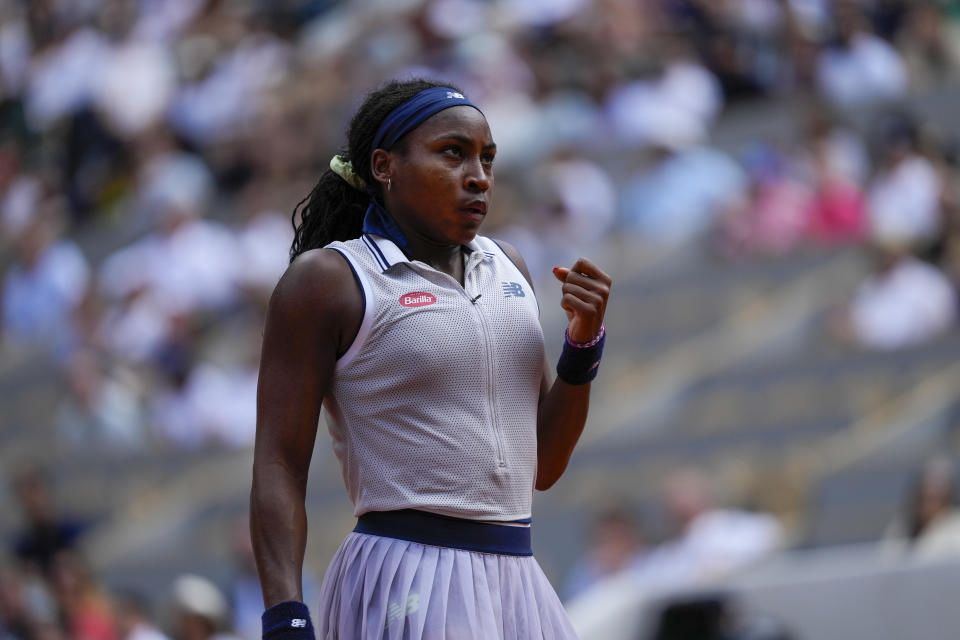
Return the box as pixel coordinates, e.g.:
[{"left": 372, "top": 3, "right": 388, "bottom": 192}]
[{"left": 378, "top": 106, "right": 496, "bottom": 247}]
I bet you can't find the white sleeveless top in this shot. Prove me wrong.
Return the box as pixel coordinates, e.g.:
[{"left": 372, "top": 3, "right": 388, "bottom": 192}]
[{"left": 322, "top": 233, "right": 544, "bottom": 521}]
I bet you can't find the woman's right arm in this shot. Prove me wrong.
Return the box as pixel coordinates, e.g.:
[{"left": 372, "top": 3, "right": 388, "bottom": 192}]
[{"left": 250, "top": 249, "right": 362, "bottom": 607}]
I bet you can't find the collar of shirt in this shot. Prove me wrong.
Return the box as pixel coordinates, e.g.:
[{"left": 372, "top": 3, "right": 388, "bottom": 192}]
[{"left": 360, "top": 203, "right": 492, "bottom": 273}]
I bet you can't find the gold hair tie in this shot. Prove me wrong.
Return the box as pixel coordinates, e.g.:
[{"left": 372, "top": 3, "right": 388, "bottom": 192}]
[{"left": 329, "top": 155, "right": 367, "bottom": 191}]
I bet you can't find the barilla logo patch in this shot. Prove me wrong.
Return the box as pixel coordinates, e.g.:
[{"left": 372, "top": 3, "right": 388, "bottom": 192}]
[{"left": 399, "top": 292, "right": 437, "bottom": 308}]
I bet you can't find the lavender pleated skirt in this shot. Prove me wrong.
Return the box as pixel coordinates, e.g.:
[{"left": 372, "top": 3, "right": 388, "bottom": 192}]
[{"left": 317, "top": 532, "right": 578, "bottom": 639}]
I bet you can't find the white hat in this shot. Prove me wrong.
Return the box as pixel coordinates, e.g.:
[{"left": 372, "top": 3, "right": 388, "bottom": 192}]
[{"left": 171, "top": 574, "right": 228, "bottom": 625}]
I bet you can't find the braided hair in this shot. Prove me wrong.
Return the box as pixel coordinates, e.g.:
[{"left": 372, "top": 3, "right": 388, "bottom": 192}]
[{"left": 290, "top": 78, "right": 462, "bottom": 262}]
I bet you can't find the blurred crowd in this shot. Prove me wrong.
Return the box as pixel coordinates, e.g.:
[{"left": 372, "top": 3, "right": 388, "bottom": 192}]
[
  {"left": 3, "top": 0, "right": 960, "bottom": 452},
  {"left": 563, "top": 468, "right": 783, "bottom": 602},
  {"left": 564, "top": 457, "right": 960, "bottom": 639},
  {"left": 3, "top": 0, "right": 960, "bottom": 637},
  {"left": 1, "top": 466, "right": 319, "bottom": 640}
]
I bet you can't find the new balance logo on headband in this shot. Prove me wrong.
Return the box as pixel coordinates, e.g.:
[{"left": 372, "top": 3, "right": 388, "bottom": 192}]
[
  {"left": 446, "top": 91, "right": 465, "bottom": 99},
  {"left": 502, "top": 282, "right": 525, "bottom": 298}
]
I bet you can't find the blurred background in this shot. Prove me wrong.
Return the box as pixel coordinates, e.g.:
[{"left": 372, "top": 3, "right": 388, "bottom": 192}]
[{"left": 3, "top": 0, "right": 960, "bottom": 638}]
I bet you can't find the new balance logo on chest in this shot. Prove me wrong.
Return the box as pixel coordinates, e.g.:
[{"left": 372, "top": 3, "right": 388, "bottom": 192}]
[{"left": 502, "top": 282, "right": 525, "bottom": 298}]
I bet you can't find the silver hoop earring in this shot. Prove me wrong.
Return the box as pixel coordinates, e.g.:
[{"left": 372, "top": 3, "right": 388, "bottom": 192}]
[{"left": 387, "top": 178, "right": 392, "bottom": 192}]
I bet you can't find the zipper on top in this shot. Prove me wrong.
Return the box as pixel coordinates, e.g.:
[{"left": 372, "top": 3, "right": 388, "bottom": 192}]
[
  {"left": 410, "top": 254, "right": 508, "bottom": 469},
  {"left": 463, "top": 265, "right": 507, "bottom": 468}
]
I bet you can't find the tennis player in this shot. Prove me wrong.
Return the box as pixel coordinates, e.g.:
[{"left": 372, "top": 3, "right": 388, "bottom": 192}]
[{"left": 250, "top": 78, "right": 611, "bottom": 639}]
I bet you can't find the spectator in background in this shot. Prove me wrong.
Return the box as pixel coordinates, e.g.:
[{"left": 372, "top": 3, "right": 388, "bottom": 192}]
[
  {"left": 92, "top": 24, "right": 176, "bottom": 140},
  {"left": 563, "top": 507, "right": 647, "bottom": 601},
  {"left": 145, "top": 321, "right": 203, "bottom": 450},
  {"left": 168, "top": 15, "right": 290, "bottom": 148},
  {"left": 23, "top": 6, "right": 134, "bottom": 224},
  {"left": 48, "top": 551, "right": 116, "bottom": 640},
  {"left": 799, "top": 106, "right": 871, "bottom": 187},
  {"left": 720, "top": 141, "right": 813, "bottom": 257},
  {"left": 114, "top": 590, "right": 169, "bottom": 640},
  {"left": 816, "top": 2, "right": 908, "bottom": 109},
  {"left": 1, "top": 198, "right": 90, "bottom": 359},
  {"left": 897, "top": 1, "right": 960, "bottom": 91},
  {"left": 526, "top": 148, "right": 617, "bottom": 268},
  {"left": 843, "top": 243, "right": 956, "bottom": 350},
  {"left": 606, "top": 33, "right": 723, "bottom": 150},
  {"left": 233, "top": 180, "right": 295, "bottom": 307},
  {"left": 697, "top": 16, "right": 772, "bottom": 101},
  {"left": 182, "top": 356, "right": 259, "bottom": 450},
  {"left": 0, "top": 142, "right": 42, "bottom": 246},
  {"left": 778, "top": 2, "right": 830, "bottom": 95},
  {"left": 134, "top": 134, "right": 214, "bottom": 229},
  {"left": 97, "top": 168, "right": 237, "bottom": 363},
  {"left": 631, "top": 469, "right": 782, "bottom": 590},
  {"left": 23, "top": 20, "right": 110, "bottom": 133},
  {"left": 0, "top": 564, "right": 42, "bottom": 640},
  {"left": 55, "top": 349, "right": 146, "bottom": 453},
  {"left": 619, "top": 130, "right": 748, "bottom": 247},
  {"left": 10, "top": 468, "right": 85, "bottom": 577},
  {"left": 800, "top": 113, "right": 868, "bottom": 246},
  {"left": 883, "top": 456, "right": 960, "bottom": 558},
  {"left": 867, "top": 114, "right": 942, "bottom": 247},
  {"left": 144, "top": 316, "right": 259, "bottom": 450},
  {"left": 170, "top": 575, "right": 240, "bottom": 640}
]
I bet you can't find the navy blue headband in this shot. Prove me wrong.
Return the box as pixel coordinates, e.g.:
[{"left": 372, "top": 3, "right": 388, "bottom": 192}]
[{"left": 371, "top": 86, "right": 482, "bottom": 151}]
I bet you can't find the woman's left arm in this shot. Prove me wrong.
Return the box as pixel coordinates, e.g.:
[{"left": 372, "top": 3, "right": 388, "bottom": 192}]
[{"left": 496, "top": 242, "right": 611, "bottom": 490}]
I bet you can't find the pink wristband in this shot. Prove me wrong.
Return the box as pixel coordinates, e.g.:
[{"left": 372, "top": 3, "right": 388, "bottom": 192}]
[{"left": 565, "top": 325, "right": 605, "bottom": 349}]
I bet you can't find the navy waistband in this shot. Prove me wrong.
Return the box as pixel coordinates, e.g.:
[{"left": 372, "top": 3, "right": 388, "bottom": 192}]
[{"left": 354, "top": 510, "right": 533, "bottom": 557}]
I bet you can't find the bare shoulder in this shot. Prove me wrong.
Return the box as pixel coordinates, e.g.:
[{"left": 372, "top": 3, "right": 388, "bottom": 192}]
[
  {"left": 268, "top": 247, "right": 363, "bottom": 352},
  {"left": 272, "top": 248, "right": 356, "bottom": 310},
  {"left": 490, "top": 238, "right": 535, "bottom": 291}
]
